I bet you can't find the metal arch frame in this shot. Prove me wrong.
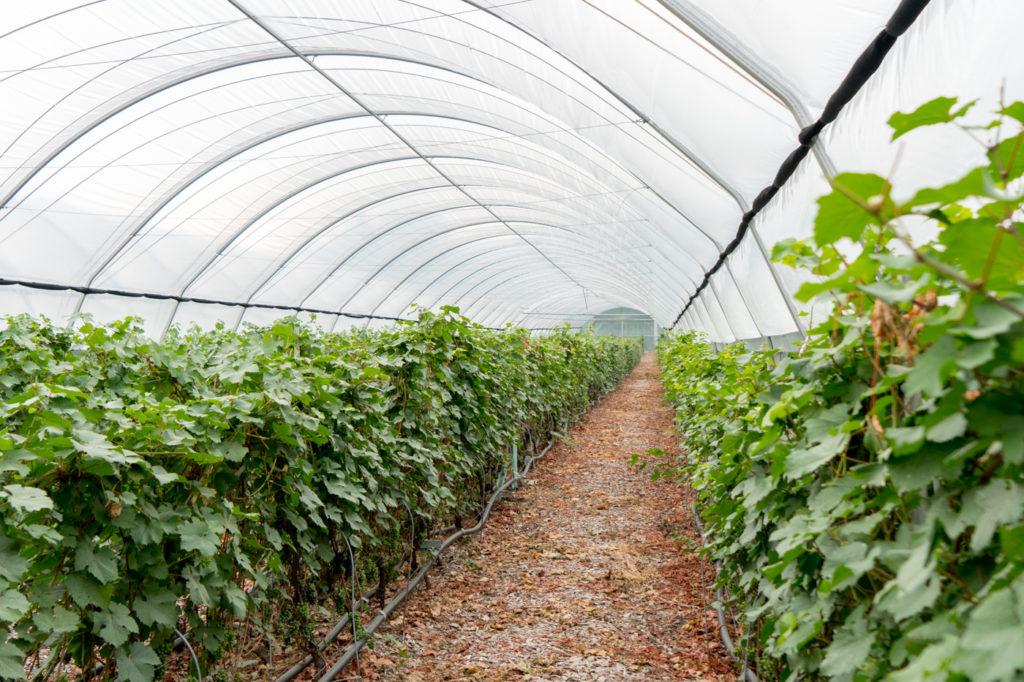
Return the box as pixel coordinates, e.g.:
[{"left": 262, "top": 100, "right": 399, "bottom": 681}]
[
  {"left": 2, "top": 6, "right": 790, "bottom": 329},
  {"left": 382, "top": 223, "right": 697, "bottom": 321},
  {"left": 457, "top": 266, "right": 646, "bottom": 325},
  {"left": 0, "top": 16, "right": 242, "bottom": 183},
  {"left": 654, "top": 0, "right": 837, "bottom": 178},
  {"left": 148, "top": 149, "right": 614, "bottom": 310},
  {"left": 697, "top": 299, "right": 719, "bottom": 339},
  {"left": 3, "top": 31, "right": 740, "bottom": 255},
  {"left": 695, "top": 283, "right": 738, "bottom": 343},
  {"left": 0, "top": 48, "right": 534, "bottom": 207},
  {"left": 153, "top": 150, "right": 579, "bottom": 298},
  {"left": 249, "top": 183, "right": 642, "bottom": 308},
  {"left": 505, "top": 256, "right": 704, "bottom": 329},
  {"left": 419, "top": 226, "right": 701, "bottom": 316},
  {"left": 361, "top": 229, "right": 669, "bottom": 319},
  {"left": 395, "top": 3, "right": 765, "bottom": 333},
  {"left": 232, "top": 155, "right": 665, "bottom": 303},
  {"left": 291, "top": 205, "right": 489, "bottom": 309},
  {"left": 77, "top": 101, "right": 638, "bottom": 291},
  {"left": 4, "top": 35, "right": 751, "bottom": 324},
  {"left": 400, "top": 0, "right": 767, "bottom": 201},
  {"left": 8, "top": 23, "right": 692, "bottom": 307},
  {"left": 15, "top": 66, "right": 348, "bottom": 247},
  {"left": 460, "top": 0, "right": 800, "bottom": 332},
  {"left": 156, "top": 180, "right": 455, "bottom": 335},
  {"left": 77, "top": 114, "right": 384, "bottom": 293},
  {"left": 359, "top": 223, "right": 660, "bottom": 317},
  {"left": 472, "top": 278, "right": 636, "bottom": 328},
  {"left": 236, "top": 190, "right": 584, "bottom": 309},
  {"left": 136, "top": 144, "right": 661, "bottom": 323},
  {"left": 486, "top": 292, "right": 646, "bottom": 330},
  {"left": 81, "top": 153, "right": 434, "bottom": 315},
  {"left": 307, "top": 216, "right": 658, "bottom": 315},
  {"left": 215, "top": 175, "right": 664, "bottom": 328},
  {"left": 416, "top": 249, "right": 644, "bottom": 316},
  {"left": 506, "top": 248, "right": 724, "bottom": 329},
  {"left": 654, "top": 0, "right": 845, "bottom": 335},
  {"left": 444, "top": 247, "right": 654, "bottom": 318},
  {"left": 477, "top": 280, "right": 656, "bottom": 330},
  {"left": 2, "top": 43, "right": 665, "bottom": 260},
  {"left": 690, "top": 298, "right": 714, "bottom": 339},
  {"left": 449, "top": 248, "right": 660, "bottom": 320}
]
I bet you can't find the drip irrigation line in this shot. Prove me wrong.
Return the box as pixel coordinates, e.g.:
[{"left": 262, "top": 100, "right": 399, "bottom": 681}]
[
  {"left": 174, "top": 628, "right": 203, "bottom": 682},
  {"left": 272, "top": 585, "right": 378, "bottom": 682},
  {"left": 668, "top": 0, "right": 933, "bottom": 330},
  {"left": 314, "top": 432, "right": 561, "bottom": 682},
  {"left": 690, "top": 503, "right": 758, "bottom": 682}
]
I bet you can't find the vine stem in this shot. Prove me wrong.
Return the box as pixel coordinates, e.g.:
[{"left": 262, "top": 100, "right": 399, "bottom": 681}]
[{"left": 890, "top": 224, "right": 1024, "bottom": 319}]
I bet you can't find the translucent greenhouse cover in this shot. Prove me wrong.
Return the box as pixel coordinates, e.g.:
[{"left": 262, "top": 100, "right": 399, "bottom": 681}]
[{"left": 0, "top": 0, "right": 1021, "bottom": 340}]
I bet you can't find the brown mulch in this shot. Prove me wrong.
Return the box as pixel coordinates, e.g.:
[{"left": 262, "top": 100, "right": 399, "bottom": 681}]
[{"left": 349, "top": 353, "right": 736, "bottom": 681}]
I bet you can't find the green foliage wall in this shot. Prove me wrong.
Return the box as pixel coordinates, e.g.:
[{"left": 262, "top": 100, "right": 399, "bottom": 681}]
[
  {"left": 654, "top": 99, "right": 1024, "bottom": 681},
  {"left": 0, "top": 308, "right": 641, "bottom": 680}
]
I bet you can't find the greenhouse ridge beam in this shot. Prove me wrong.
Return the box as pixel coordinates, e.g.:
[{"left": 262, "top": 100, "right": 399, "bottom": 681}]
[
  {"left": 223, "top": 0, "right": 592, "bottom": 303},
  {"left": 667, "top": 0, "right": 933, "bottom": 330}
]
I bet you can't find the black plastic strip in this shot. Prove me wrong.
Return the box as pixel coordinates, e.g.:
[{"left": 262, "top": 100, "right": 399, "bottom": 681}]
[
  {"left": 0, "top": 277, "right": 413, "bottom": 321},
  {"left": 670, "top": 0, "right": 932, "bottom": 328},
  {"left": 0, "top": 277, "right": 581, "bottom": 332}
]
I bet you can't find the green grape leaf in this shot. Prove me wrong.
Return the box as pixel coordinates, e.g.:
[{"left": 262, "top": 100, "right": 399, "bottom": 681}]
[
  {"left": 0, "top": 588, "right": 31, "bottom": 621},
  {"left": 821, "top": 609, "right": 874, "bottom": 676},
  {"left": 178, "top": 520, "right": 219, "bottom": 557},
  {"left": 32, "top": 605, "right": 80, "bottom": 634},
  {"left": 94, "top": 603, "right": 138, "bottom": 648},
  {"left": 904, "top": 167, "right": 987, "bottom": 209},
  {"left": 784, "top": 432, "right": 850, "bottom": 479},
  {"left": 2, "top": 484, "right": 53, "bottom": 513},
  {"left": 963, "top": 480, "right": 1024, "bottom": 552},
  {"left": 939, "top": 218, "right": 1024, "bottom": 289},
  {"left": 75, "top": 541, "right": 120, "bottom": 584},
  {"left": 904, "top": 335, "right": 957, "bottom": 397},
  {"left": 957, "top": 587, "right": 1024, "bottom": 682},
  {"left": 0, "top": 642, "right": 26, "bottom": 680},
  {"left": 134, "top": 589, "right": 179, "bottom": 628},
  {"left": 116, "top": 642, "right": 162, "bottom": 682},
  {"left": 999, "top": 102, "right": 1024, "bottom": 124},
  {"left": 0, "top": 537, "right": 28, "bottom": 582},
  {"left": 1000, "top": 524, "right": 1024, "bottom": 561},
  {"left": 888, "top": 96, "right": 975, "bottom": 140},
  {"left": 815, "top": 173, "right": 888, "bottom": 246},
  {"left": 64, "top": 572, "right": 110, "bottom": 608}
]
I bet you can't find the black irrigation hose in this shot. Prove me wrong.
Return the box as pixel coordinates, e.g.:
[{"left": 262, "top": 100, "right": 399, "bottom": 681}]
[
  {"left": 271, "top": 585, "right": 379, "bottom": 682},
  {"left": 690, "top": 503, "right": 758, "bottom": 682},
  {"left": 669, "top": 0, "right": 933, "bottom": 329},
  {"left": 314, "top": 434, "right": 561, "bottom": 682}
]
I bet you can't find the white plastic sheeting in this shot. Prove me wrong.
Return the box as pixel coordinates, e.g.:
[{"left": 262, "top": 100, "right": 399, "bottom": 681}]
[{"left": 0, "top": 0, "right": 1020, "bottom": 340}]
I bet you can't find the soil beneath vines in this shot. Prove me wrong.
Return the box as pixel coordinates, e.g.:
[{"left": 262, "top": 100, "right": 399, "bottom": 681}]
[{"left": 169, "top": 354, "right": 734, "bottom": 682}]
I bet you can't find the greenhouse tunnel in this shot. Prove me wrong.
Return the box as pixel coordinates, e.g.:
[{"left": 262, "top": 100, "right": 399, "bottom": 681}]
[
  {"left": 2, "top": 0, "right": 1020, "bottom": 339},
  {"left": 5, "top": 2, "right": 1024, "bottom": 681}
]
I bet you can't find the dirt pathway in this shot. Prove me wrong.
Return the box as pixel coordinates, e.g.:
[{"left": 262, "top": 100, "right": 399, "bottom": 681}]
[{"left": 362, "top": 353, "right": 734, "bottom": 681}]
